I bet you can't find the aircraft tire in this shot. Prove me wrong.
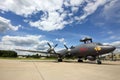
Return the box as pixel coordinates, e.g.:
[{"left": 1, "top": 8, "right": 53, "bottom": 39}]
[
  {"left": 78, "top": 59, "right": 83, "bottom": 62},
  {"left": 58, "top": 59, "right": 62, "bottom": 62},
  {"left": 97, "top": 60, "right": 102, "bottom": 64}
]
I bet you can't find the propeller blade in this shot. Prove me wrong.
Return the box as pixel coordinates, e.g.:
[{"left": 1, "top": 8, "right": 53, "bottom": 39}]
[
  {"left": 64, "top": 44, "right": 68, "bottom": 49},
  {"left": 47, "top": 42, "right": 52, "bottom": 48},
  {"left": 70, "top": 46, "right": 75, "bottom": 49},
  {"left": 54, "top": 44, "right": 58, "bottom": 48},
  {"left": 63, "top": 44, "right": 72, "bottom": 55}
]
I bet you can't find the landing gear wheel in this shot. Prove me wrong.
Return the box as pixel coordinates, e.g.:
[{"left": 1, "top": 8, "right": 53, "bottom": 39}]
[
  {"left": 78, "top": 59, "right": 83, "bottom": 62},
  {"left": 97, "top": 59, "right": 102, "bottom": 64},
  {"left": 58, "top": 59, "right": 63, "bottom": 62}
]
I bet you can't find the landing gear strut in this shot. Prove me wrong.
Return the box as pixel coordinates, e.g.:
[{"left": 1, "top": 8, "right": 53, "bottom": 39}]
[
  {"left": 96, "top": 56, "right": 102, "bottom": 64},
  {"left": 78, "top": 57, "right": 83, "bottom": 62},
  {"left": 57, "top": 55, "right": 63, "bottom": 62},
  {"left": 58, "top": 58, "right": 63, "bottom": 62}
]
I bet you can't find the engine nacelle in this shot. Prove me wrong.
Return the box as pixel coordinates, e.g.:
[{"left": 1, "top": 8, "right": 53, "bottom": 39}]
[{"left": 87, "top": 56, "right": 96, "bottom": 61}]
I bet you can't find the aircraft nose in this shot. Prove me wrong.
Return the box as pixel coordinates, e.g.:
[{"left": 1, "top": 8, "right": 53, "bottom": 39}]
[
  {"left": 101, "top": 45, "right": 116, "bottom": 53},
  {"left": 108, "top": 46, "right": 116, "bottom": 52},
  {"left": 111, "top": 46, "right": 116, "bottom": 51}
]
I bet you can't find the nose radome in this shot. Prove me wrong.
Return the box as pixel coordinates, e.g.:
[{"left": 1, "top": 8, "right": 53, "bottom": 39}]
[
  {"left": 111, "top": 46, "right": 116, "bottom": 51},
  {"left": 100, "top": 45, "right": 116, "bottom": 54},
  {"left": 108, "top": 46, "right": 116, "bottom": 52},
  {"left": 102, "top": 45, "right": 116, "bottom": 52}
]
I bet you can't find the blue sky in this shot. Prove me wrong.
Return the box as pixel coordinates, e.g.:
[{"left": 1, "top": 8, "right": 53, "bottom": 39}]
[{"left": 0, "top": 0, "right": 120, "bottom": 54}]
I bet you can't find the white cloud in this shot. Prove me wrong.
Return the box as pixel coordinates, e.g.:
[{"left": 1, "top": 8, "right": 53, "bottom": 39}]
[
  {"left": 29, "top": 11, "right": 68, "bottom": 31},
  {"left": 0, "top": 0, "right": 66, "bottom": 31},
  {"left": 106, "top": 35, "right": 120, "bottom": 41},
  {"left": 0, "top": 0, "right": 110, "bottom": 31},
  {"left": 111, "top": 41, "right": 120, "bottom": 47},
  {"left": 76, "top": 0, "right": 108, "bottom": 21},
  {"left": 0, "top": 16, "right": 19, "bottom": 33},
  {"left": 0, "top": 0, "right": 36, "bottom": 17},
  {"left": 0, "top": 0, "right": 63, "bottom": 17},
  {"left": 0, "top": 35, "right": 52, "bottom": 52},
  {"left": 70, "top": 0, "right": 84, "bottom": 6},
  {"left": 55, "top": 38, "right": 66, "bottom": 44},
  {"left": 71, "top": 6, "right": 79, "bottom": 13},
  {"left": 102, "top": 0, "right": 120, "bottom": 23},
  {"left": 1, "top": 35, "right": 41, "bottom": 46}
]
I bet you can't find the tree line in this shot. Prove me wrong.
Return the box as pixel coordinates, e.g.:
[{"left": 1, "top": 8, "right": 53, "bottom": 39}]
[{"left": 0, "top": 50, "right": 17, "bottom": 57}]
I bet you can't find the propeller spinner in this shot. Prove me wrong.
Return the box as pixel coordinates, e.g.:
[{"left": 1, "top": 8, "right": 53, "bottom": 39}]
[{"left": 47, "top": 42, "right": 58, "bottom": 54}]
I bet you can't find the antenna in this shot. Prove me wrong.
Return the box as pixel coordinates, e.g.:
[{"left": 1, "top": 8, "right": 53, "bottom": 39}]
[{"left": 80, "top": 37, "right": 93, "bottom": 44}]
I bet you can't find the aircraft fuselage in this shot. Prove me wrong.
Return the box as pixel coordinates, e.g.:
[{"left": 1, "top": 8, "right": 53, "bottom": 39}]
[{"left": 58, "top": 43, "right": 116, "bottom": 58}]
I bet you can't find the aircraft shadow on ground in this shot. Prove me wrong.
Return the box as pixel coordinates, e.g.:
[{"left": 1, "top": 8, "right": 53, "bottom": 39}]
[
  {"left": 21, "top": 60, "right": 120, "bottom": 65},
  {"left": 21, "top": 60, "right": 58, "bottom": 63}
]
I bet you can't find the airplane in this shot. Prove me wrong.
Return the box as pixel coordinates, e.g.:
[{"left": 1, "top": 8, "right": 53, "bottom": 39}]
[{"left": 16, "top": 37, "right": 116, "bottom": 64}]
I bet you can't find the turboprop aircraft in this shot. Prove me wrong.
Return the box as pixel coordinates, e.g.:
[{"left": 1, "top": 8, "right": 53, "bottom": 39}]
[{"left": 16, "top": 37, "right": 116, "bottom": 64}]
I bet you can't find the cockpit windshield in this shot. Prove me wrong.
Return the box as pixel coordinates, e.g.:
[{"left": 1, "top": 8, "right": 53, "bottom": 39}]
[{"left": 96, "top": 43, "right": 103, "bottom": 45}]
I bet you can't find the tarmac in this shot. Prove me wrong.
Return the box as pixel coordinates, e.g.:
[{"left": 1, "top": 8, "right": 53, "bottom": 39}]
[{"left": 0, "top": 59, "right": 120, "bottom": 80}]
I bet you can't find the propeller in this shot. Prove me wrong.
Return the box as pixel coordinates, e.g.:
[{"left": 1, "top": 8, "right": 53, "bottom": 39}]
[
  {"left": 47, "top": 42, "right": 58, "bottom": 54},
  {"left": 64, "top": 44, "right": 72, "bottom": 55}
]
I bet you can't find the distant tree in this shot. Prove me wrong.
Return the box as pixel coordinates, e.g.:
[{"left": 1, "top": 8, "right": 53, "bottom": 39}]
[
  {"left": 32, "top": 54, "right": 40, "bottom": 58},
  {"left": 0, "top": 50, "right": 17, "bottom": 57},
  {"left": 26, "top": 55, "right": 31, "bottom": 58}
]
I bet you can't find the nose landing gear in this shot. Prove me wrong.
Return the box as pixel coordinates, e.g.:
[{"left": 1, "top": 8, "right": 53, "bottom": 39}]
[
  {"left": 96, "top": 59, "right": 102, "bottom": 64},
  {"left": 96, "top": 56, "right": 102, "bottom": 64}
]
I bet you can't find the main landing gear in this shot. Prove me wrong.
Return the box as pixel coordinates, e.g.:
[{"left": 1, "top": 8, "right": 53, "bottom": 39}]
[
  {"left": 58, "top": 58, "right": 63, "bottom": 62},
  {"left": 78, "top": 57, "right": 83, "bottom": 62},
  {"left": 96, "top": 56, "right": 102, "bottom": 64},
  {"left": 57, "top": 55, "right": 63, "bottom": 62},
  {"left": 96, "top": 59, "right": 102, "bottom": 64}
]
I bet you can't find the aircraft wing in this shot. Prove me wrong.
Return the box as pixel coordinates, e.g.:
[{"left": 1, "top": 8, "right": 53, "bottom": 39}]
[
  {"left": 16, "top": 49, "right": 47, "bottom": 53},
  {"left": 15, "top": 49, "right": 60, "bottom": 55},
  {"left": 15, "top": 43, "right": 61, "bottom": 55}
]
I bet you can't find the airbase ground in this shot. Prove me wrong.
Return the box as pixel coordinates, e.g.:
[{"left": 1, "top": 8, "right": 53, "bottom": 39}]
[{"left": 0, "top": 59, "right": 120, "bottom": 80}]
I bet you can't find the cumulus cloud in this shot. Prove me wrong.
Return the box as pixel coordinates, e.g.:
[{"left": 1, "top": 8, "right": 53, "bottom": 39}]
[
  {"left": 1, "top": 35, "right": 41, "bottom": 46},
  {"left": 0, "top": 0, "right": 63, "bottom": 17},
  {"left": 102, "top": 0, "right": 120, "bottom": 23},
  {"left": 0, "top": 0, "right": 110, "bottom": 31},
  {"left": 105, "top": 35, "right": 120, "bottom": 41},
  {"left": 0, "top": 16, "right": 19, "bottom": 33},
  {"left": 71, "top": 6, "right": 79, "bottom": 13},
  {"left": 55, "top": 38, "right": 66, "bottom": 44},
  {"left": 76, "top": 0, "right": 108, "bottom": 21},
  {"left": 70, "top": 0, "right": 84, "bottom": 6},
  {"left": 104, "top": 41, "right": 120, "bottom": 47},
  {"left": 110, "top": 41, "right": 120, "bottom": 47},
  {"left": 0, "top": 35, "right": 51, "bottom": 51},
  {"left": 29, "top": 11, "right": 68, "bottom": 31}
]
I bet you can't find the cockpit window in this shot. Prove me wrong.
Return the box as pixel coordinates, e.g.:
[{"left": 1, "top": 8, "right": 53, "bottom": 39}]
[{"left": 96, "top": 43, "right": 103, "bottom": 45}]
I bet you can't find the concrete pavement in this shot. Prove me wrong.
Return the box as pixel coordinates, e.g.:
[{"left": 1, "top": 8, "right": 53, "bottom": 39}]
[{"left": 0, "top": 59, "right": 120, "bottom": 80}]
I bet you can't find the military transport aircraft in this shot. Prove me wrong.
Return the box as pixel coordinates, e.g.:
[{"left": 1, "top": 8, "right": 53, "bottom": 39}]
[{"left": 16, "top": 37, "right": 116, "bottom": 64}]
